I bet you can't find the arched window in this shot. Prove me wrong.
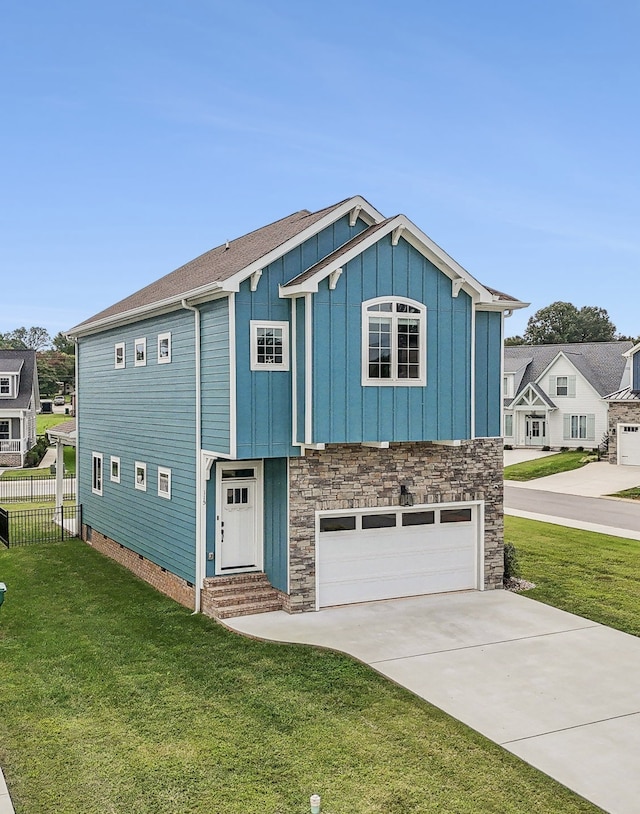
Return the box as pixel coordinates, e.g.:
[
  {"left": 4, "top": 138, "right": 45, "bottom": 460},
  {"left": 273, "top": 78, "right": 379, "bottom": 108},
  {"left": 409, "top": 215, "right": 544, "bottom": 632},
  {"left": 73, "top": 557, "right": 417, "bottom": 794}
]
[{"left": 362, "top": 297, "right": 426, "bottom": 386}]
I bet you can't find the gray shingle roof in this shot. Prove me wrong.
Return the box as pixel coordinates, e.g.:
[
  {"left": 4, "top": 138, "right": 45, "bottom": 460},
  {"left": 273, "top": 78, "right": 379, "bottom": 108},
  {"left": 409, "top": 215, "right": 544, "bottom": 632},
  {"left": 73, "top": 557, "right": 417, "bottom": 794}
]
[
  {"left": 72, "top": 199, "right": 354, "bottom": 330},
  {"left": 0, "top": 350, "right": 37, "bottom": 410},
  {"left": 504, "top": 341, "right": 633, "bottom": 397}
]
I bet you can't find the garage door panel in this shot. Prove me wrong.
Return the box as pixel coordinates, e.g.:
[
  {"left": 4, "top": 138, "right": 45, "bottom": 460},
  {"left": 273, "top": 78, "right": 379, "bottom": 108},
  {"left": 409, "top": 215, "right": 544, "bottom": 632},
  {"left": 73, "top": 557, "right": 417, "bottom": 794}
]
[
  {"left": 620, "top": 425, "right": 640, "bottom": 466},
  {"left": 318, "top": 507, "right": 478, "bottom": 608}
]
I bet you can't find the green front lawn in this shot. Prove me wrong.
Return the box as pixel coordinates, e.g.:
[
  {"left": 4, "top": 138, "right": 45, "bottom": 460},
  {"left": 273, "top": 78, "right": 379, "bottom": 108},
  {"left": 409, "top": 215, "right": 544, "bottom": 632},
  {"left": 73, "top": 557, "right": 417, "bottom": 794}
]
[
  {"left": 1, "top": 446, "right": 75, "bottom": 479},
  {"left": 36, "top": 412, "right": 71, "bottom": 435},
  {"left": 505, "top": 516, "right": 640, "bottom": 636},
  {"left": 504, "top": 451, "right": 595, "bottom": 481},
  {"left": 609, "top": 486, "right": 640, "bottom": 500},
  {"left": 0, "top": 541, "right": 597, "bottom": 814}
]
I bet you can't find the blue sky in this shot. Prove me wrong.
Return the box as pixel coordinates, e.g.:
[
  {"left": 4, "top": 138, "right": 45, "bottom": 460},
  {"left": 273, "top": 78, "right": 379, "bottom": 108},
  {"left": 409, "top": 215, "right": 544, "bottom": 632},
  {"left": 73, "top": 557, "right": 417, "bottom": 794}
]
[{"left": 1, "top": 0, "right": 639, "bottom": 340}]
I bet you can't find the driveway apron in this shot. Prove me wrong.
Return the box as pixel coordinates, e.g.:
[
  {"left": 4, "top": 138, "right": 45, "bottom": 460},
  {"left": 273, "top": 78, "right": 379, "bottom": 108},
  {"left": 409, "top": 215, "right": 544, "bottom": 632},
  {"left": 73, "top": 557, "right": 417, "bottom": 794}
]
[{"left": 227, "top": 591, "right": 640, "bottom": 814}]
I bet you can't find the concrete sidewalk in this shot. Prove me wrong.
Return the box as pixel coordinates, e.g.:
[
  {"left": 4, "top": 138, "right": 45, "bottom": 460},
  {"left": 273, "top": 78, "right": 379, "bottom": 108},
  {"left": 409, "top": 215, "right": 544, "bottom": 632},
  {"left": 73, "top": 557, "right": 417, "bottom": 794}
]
[
  {"left": 228, "top": 591, "right": 640, "bottom": 814},
  {"left": 0, "top": 769, "right": 15, "bottom": 814}
]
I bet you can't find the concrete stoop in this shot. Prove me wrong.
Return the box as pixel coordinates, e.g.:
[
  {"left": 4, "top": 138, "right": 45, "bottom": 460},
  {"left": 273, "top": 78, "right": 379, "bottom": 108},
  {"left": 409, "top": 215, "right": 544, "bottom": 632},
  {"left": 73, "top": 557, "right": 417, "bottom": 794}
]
[{"left": 201, "top": 572, "right": 284, "bottom": 619}]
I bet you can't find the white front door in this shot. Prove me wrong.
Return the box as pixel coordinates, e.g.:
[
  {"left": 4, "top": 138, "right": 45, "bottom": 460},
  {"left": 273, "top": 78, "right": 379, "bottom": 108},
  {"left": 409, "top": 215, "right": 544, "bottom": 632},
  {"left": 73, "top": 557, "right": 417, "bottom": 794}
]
[
  {"left": 216, "top": 463, "right": 263, "bottom": 573},
  {"left": 526, "top": 417, "right": 546, "bottom": 446}
]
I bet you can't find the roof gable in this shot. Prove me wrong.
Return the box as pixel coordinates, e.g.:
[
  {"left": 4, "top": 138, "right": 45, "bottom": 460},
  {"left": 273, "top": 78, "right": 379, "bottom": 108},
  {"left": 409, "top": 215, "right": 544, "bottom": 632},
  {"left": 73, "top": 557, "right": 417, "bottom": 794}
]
[
  {"left": 0, "top": 349, "right": 38, "bottom": 410},
  {"left": 504, "top": 341, "right": 633, "bottom": 398}
]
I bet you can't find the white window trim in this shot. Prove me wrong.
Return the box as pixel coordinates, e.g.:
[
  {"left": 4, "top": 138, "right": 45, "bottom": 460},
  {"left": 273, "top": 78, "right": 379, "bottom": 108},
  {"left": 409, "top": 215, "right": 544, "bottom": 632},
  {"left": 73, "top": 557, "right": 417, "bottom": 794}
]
[
  {"left": 250, "top": 320, "right": 290, "bottom": 371},
  {"left": 158, "top": 466, "right": 172, "bottom": 499},
  {"left": 92, "top": 452, "right": 103, "bottom": 496},
  {"left": 110, "top": 455, "right": 121, "bottom": 483},
  {"left": 157, "top": 332, "right": 171, "bottom": 364},
  {"left": 504, "top": 413, "right": 513, "bottom": 437},
  {"left": 114, "top": 342, "right": 125, "bottom": 369},
  {"left": 134, "top": 461, "right": 147, "bottom": 491},
  {"left": 503, "top": 374, "right": 514, "bottom": 399},
  {"left": 0, "top": 376, "right": 15, "bottom": 398},
  {"left": 134, "top": 338, "right": 147, "bottom": 367},
  {"left": 361, "top": 296, "right": 427, "bottom": 387}
]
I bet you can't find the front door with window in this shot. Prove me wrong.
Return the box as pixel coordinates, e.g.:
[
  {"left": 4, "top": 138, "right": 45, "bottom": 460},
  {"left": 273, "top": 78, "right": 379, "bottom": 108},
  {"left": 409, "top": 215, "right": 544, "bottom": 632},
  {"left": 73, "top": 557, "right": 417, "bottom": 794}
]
[
  {"left": 216, "top": 463, "right": 263, "bottom": 573},
  {"left": 526, "top": 417, "right": 547, "bottom": 446}
]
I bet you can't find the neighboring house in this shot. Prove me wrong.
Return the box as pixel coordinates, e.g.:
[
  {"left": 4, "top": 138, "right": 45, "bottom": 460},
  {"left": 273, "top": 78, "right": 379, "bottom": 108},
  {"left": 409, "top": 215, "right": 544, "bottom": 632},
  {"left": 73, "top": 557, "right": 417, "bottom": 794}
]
[
  {"left": 68, "top": 195, "right": 525, "bottom": 618},
  {"left": 606, "top": 342, "right": 640, "bottom": 465},
  {"left": 0, "top": 349, "right": 40, "bottom": 468},
  {"left": 503, "top": 341, "right": 633, "bottom": 450}
]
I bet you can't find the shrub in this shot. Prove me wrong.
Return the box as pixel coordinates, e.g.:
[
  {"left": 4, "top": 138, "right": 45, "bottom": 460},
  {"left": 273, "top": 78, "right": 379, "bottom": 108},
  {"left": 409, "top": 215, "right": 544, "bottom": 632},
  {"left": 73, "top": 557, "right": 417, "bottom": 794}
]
[
  {"left": 542, "top": 445, "right": 550, "bottom": 451},
  {"left": 504, "top": 444, "right": 513, "bottom": 450},
  {"left": 24, "top": 436, "right": 49, "bottom": 468},
  {"left": 576, "top": 446, "right": 584, "bottom": 452},
  {"left": 504, "top": 542, "right": 520, "bottom": 581}
]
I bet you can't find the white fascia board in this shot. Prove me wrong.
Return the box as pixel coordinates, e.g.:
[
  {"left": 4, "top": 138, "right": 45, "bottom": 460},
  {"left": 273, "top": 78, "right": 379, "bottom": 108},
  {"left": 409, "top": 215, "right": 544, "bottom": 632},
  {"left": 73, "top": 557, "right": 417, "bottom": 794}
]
[
  {"left": 476, "top": 299, "right": 530, "bottom": 313},
  {"left": 67, "top": 283, "right": 225, "bottom": 338},
  {"left": 218, "top": 196, "right": 385, "bottom": 294},
  {"left": 624, "top": 342, "right": 640, "bottom": 358}
]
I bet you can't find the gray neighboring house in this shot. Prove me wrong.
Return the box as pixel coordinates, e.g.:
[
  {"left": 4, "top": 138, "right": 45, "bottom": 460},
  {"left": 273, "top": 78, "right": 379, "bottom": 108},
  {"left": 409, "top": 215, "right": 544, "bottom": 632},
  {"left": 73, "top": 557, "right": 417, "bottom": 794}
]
[
  {"left": 503, "top": 341, "right": 633, "bottom": 450},
  {"left": 0, "top": 349, "right": 40, "bottom": 467},
  {"left": 606, "top": 342, "right": 640, "bottom": 465}
]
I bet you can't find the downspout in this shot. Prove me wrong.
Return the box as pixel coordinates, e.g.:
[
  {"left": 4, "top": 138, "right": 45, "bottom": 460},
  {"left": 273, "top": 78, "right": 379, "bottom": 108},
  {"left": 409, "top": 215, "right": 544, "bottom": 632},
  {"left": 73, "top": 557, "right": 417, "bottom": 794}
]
[{"left": 181, "top": 299, "right": 203, "bottom": 613}]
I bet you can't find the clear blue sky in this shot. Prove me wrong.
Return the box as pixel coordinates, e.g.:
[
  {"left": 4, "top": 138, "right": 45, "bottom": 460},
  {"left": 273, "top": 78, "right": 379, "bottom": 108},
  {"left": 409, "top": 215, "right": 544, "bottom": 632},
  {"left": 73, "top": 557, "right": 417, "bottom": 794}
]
[{"left": 1, "top": 0, "right": 639, "bottom": 340}]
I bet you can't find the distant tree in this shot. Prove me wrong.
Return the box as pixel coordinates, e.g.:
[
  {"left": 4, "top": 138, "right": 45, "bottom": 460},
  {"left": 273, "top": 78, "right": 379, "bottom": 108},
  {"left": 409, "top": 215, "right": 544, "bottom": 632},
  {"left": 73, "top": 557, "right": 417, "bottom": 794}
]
[
  {"left": 523, "top": 302, "right": 616, "bottom": 345},
  {"left": 0, "top": 326, "right": 51, "bottom": 351},
  {"left": 504, "top": 335, "right": 525, "bottom": 346},
  {"left": 35, "top": 356, "right": 60, "bottom": 398},
  {"left": 37, "top": 350, "right": 75, "bottom": 396},
  {"left": 52, "top": 332, "right": 75, "bottom": 355}
]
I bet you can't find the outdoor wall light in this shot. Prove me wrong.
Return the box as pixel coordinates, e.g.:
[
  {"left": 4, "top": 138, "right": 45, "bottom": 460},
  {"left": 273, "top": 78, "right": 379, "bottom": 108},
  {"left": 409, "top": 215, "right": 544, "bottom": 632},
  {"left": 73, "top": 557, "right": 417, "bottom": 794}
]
[
  {"left": 0, "top": 582, "right": 6, "bottom": 608},
  {"left": 400, "top": 485, "right": 414, "bottom": 506},
  {"left": 310, "top": 794, "right": 321, "bottom": 814}
]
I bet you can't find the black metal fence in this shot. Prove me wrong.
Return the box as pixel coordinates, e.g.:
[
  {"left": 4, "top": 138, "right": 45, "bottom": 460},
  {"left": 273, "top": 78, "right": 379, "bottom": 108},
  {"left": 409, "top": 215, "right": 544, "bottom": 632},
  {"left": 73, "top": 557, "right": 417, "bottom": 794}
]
[
  {"left": 0, "top": 473, "right": 76, "bottom": 503},
  {"left": 0, "top": 505, "right": 82, "bottom": 547}
]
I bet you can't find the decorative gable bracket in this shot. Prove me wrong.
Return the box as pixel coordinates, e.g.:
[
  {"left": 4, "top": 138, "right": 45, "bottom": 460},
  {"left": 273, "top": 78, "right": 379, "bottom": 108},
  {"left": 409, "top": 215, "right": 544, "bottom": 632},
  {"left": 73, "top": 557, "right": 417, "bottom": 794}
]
[
  {"left": 451, "top": 278, "right": 465, "bottom": 298},
  {"left": 391, "top": 226, "right": 404, "bottom": 246},
  {"left": 328, "top": 268, "right": 343, "bottom": 290},
  {"left": 349, "top": 205, "right": 362, "bottom": 227},
  {"left": 250, "top": 269, "right": 263, "bottom": 292}
]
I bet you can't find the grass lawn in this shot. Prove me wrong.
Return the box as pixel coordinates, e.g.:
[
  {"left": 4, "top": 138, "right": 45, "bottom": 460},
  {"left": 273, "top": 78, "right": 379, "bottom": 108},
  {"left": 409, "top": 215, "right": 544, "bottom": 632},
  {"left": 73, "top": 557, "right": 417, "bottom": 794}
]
[
  {"left": 1, "top": 446, "right": 75, "bottom": 479},
  {"left": 609, "top": 486, "right": 640, "bottom": 500},
  {"left": 505, "top": 516, "right": 640, "bottom": 636},
  {"left": 36, "top": 413, "right": 71, "bottom": 435},
  {"left": 0, "top": 541, "right": 598, "bottom": 814},
  {"left": 504, "top": 450, "right": 595, "bottom": 481}
]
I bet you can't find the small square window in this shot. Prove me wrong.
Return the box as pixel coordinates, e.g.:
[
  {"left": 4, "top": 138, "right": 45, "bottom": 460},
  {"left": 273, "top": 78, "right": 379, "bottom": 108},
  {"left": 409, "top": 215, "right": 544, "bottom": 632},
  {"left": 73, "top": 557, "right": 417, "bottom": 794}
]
[
  {"left": 110, "top": 456, "right": 120, "bottom": 483},
  {"left": 135, "top": 461, "right": 147, "bottom": 491},
  {"left": 157, "top": 333, "right": 171, "bottom": 364},
  {"left": 134, "top": 338, "right": 147, "bottom": 367},
  {"left": 250, "top": 321, "right": 289, "bottom": 371},
  {"left": 158, "top": 466, "right": 171, "bottom": 499},
  {"left": 114, "top": 343, "right": 125, "bottom": 369}
]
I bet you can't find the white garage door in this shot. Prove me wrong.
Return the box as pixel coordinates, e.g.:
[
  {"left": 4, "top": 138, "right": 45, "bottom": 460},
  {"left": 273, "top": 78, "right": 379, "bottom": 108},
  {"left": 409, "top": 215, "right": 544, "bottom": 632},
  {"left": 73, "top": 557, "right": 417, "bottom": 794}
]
[
  {"left": 619, "top": 425, "right": 640, "bottom": 466},
  {"left": 317, "top": 504, "right": 480, "bottom": 608}
]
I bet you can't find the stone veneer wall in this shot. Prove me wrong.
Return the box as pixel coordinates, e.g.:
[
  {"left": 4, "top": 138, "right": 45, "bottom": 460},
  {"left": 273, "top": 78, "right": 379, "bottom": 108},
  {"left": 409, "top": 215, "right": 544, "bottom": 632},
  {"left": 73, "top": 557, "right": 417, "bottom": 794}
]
[
  {"left": 287, "top": 438, "right": 504, "bottom": 612},
  {"left": 81, "top": 524, "right": 196, "bottom": 609},
  {"left": 608, "top": 402, "right": 640, "bottom": 464}
]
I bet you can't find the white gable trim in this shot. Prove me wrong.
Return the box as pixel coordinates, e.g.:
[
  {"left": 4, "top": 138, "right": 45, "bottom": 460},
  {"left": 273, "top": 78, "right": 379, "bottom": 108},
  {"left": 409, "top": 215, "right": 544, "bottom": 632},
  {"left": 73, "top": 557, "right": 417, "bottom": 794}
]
[
  {"left": 278, "top": 214, "right": 507, "bottom": 307},
  {"left": 624, "top": 342, "right": 640, "bottom": 358},
  {"left": 535, "top": 351, "right": 604, "bottom": 401}
]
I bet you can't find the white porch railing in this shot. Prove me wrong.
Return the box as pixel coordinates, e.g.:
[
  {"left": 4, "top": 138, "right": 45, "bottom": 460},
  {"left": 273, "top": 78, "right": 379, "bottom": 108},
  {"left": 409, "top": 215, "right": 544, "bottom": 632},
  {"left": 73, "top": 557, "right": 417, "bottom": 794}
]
[{"left": 0, "top": 439, "right": 25, "bottom": 453}]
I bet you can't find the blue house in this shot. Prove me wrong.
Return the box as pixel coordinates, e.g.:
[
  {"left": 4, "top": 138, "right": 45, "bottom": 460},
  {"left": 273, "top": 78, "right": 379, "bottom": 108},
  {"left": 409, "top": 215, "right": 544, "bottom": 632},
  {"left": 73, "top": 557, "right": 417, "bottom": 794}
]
[{"left": 68, "top": 196, "right": 525, "bottom": 617}]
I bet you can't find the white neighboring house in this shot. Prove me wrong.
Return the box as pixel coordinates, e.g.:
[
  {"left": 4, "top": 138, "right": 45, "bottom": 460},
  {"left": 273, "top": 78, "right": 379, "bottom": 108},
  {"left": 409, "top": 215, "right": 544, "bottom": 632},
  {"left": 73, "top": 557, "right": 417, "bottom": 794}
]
[
  {"left": 503, "top": 341, "right": 633, "bottom": 450},
  {"left": 0, "top": 349, "right": 41, "bottom": 468},
  {"left": 605, "top": 342, "right": 640, "bottom": 466}
]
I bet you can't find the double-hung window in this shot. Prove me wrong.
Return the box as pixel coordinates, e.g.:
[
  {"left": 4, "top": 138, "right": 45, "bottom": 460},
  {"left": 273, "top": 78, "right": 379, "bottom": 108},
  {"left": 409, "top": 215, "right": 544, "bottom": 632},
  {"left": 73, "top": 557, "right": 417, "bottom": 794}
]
[
  {"left": 0, "top": 420, "right": 9, "bottom": 440},
  {"left": 0, "top": 377, "right": 11, "bottom": 396},
  {"left": 556, "top": 376, "right": 568, "bottom": 396},
  {"left": 362, "top": 298, "right": 426, "bottom": 386}
]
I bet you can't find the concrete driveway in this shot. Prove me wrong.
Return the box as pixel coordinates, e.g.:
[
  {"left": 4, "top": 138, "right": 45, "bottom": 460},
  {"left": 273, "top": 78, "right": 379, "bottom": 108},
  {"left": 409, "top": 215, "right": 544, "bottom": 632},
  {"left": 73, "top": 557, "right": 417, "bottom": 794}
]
[
  {"left": 506, "top": 460, "right": 640, "bottom": 498},
  {"left": 228, "top": 591, "right": 640, "bottom": 814}
]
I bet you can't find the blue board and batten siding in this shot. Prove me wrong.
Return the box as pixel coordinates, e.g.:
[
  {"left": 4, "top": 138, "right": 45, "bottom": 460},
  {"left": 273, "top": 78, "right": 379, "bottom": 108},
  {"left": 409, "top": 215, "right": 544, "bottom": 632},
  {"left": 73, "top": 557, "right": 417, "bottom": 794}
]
[
  {"left": 78, "top": 311, "right": 197, "bottom": 583},
  {"left": 311, "top": 235, "right": 472, "bottom": 443},
  {"left": 474, "top": 311, "right": 503, "bottom": 437},
  {"left": 233, "top": 214, "right": 367, "bottom": 458},
  {"left": 200, "top": 298, "right": 232, "bottom": 455},
  {"left": 634, "top": 350, "right": 640, "bottom": 391}
]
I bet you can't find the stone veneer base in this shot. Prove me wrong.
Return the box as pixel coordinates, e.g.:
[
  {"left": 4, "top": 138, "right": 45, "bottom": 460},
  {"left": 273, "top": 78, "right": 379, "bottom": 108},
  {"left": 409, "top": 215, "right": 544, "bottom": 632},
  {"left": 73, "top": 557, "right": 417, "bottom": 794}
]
[
  {"left": 287, "top": 439, "right": 504, "bottom": 612},
  {"left": 81, "top": 524, "right": 195, "bottom": 609}
]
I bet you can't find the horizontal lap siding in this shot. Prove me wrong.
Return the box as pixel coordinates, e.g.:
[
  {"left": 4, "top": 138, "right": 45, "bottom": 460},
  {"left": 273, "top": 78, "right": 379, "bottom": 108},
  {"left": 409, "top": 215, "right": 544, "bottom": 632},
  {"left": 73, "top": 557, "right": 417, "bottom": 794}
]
[
  {"left": 235, "top": 215, "right": 367, "bottom": 459},
  {"left": 200, "top": 299, "right": 231, "bottom": 455},
  {"left": 78, "top": 311, "right": 197, "bottom": 582},
  {"left": 474, "top": 311, "right": 502, "bottom": 437},
  {"left": 312, "top": 235, "right": 472, "bottom": 443}
]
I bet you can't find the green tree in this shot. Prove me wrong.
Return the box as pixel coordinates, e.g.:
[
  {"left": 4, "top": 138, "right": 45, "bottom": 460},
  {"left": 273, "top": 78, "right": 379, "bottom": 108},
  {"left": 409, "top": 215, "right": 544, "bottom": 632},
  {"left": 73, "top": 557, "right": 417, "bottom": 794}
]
[
  {"left": 504, "top": 335, "right": 525, "bottom": 346},
  {"left": 0, "top": 326, "right": 51, "bottom": 351},
  {"left": 522, "top": 302, "right": 617, "bottom": 344},
  {"left": 52, "top": 332, "right": 75, "bottom": 354}
]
